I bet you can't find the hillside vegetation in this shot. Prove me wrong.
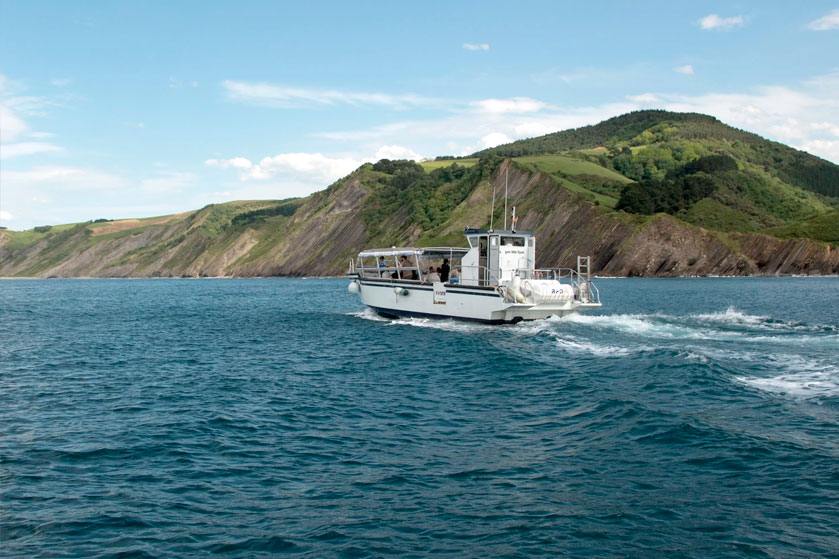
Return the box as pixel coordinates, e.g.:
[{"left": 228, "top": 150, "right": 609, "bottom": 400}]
[
  {"left": 2, "top": 110, "right": 838, "bottom": 277},
  {"left": 474, "top": 110, "right": 839, "bottom": 241}
]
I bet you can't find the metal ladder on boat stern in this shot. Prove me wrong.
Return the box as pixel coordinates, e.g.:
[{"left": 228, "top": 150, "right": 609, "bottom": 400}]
[{"left": 576, "top": 256, "right": 591, "bottom": 302}]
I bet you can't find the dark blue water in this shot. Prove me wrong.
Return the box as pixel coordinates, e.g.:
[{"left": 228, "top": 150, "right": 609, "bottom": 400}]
[{"left": 2, "top": 278, "right": 838, "bottom": 558}]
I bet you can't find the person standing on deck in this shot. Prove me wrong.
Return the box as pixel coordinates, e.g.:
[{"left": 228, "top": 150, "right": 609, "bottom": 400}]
[
  {"left": 441, "top": 258, "right": 450, "bottom": 283},
  {"left": 398, "top": 256, "right": 412, "bottom": 280}
]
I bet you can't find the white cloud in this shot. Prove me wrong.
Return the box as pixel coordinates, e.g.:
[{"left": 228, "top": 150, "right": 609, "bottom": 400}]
[
  {"left": 463, "top": 43, "right": 490, "bottom": 51},
  {"left": 0, "top": 104, "right": 30, "bottom": 142},
  {"left": 221, "top": 80, "right": 441, "bottom": 109},
  {"left": 471, "top": 97, "right": 548, "bottom": 114},
  {"left": 480, "top": 133, "right": 512, "bottom": 149},
  {"left": 2, "top": 166, "right": 125, "bottom": 191},
  {"left": 0, "top": 210, "right": 13, "bottom": 222},
  {"left": 317, "top": 101, "right": 635, "bottom": 150},
  {"left": 205, "top": 156, "right": 254, "bottom": 171},
  {"left": 207, "top": 152, "right": 362, "bottom": 184},
  {"left": 797, "top": 139, "right": 839, "bottom": 162},
  {"left": 627, "top": 93, "right": 661, "bottom": 103},
  {"left": 1, "top": 142, "right": 64, "bottom": 159},
  {"left": 312, "top": 72, "right": 839, "bottom": 164},
  {"left": 0, "top": 165, "right": 203, "bottom": 229},
  {"left": 699, "top": 14, "right": 744, "bottom": 31},
  {"left": 1, "top": 73, "right": 63, "bottom": 161},
  {"left": 810, "top": 121, "right": 839, "bottom": 136},
  {"left": 808, "top": 9, "right": 839, "bottom": 30},
  {"left": 374, "top": 145, "right": 423, "bottom": 161},
  {"left": 674, "top": 65, "right": 694, "bottom": 75},
  {"left": 205, "top": 145, "right": 428, "bottom": 196}
]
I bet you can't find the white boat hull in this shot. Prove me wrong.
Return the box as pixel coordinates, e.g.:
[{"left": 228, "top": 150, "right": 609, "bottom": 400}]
[{"left": 356, "top": 278, "right": 600, "bottom": 323}]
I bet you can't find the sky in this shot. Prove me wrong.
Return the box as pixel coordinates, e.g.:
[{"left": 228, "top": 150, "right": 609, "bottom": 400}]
[{"left": 1, "top": 1, "right": 838, "bottom": 230}]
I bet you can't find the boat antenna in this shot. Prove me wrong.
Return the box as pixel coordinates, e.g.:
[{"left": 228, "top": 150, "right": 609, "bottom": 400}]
[
  {"left": 503, "top": 165, "right": 508, "bottom": 230},
  {"left": 489, "top": 167, "right": 496, "bottom": 230}
]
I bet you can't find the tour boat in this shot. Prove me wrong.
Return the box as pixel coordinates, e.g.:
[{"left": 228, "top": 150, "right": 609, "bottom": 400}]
[{"left": 347, "top": 228, "right": 601, "bottom": 324}]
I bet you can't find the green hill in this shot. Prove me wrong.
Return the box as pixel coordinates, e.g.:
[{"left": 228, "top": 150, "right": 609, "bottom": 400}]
[{"left": 471, "top": 110, "right": 839, "bottom": 239}]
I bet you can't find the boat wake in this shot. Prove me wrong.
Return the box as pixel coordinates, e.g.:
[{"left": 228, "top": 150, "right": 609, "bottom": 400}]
[
  {"left": 553, "top": 309, "right": 838, "bottom": 345},
  {"left": 386, "top": 316, "right": 499, "bottom": 334},
  {"left": 345, "top": 309, "right": 389, "bottom": 322},
  {"left": 347, "top": 304, "right": 838, "bottom": 398}
]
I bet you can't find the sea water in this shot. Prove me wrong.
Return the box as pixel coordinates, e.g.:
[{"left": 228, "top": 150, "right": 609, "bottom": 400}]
[{"left": 1, "top": 277, "right": 838, "bottom": 558}]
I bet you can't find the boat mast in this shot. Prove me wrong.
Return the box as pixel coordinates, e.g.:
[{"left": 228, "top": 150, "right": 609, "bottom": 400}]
[
  {"left": 503, "top": 165, "right": 508, "bottom": 230},
  {"left": 489, "top": 166, "right": 497, "bottom": 230}
]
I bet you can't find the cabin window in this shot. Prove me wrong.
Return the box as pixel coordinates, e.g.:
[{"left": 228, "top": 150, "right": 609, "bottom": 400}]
[
  {"left": 468, "top": 236, "right": 478, "bottom": 248},
  {"left": 490, "top": 236, "right": 497, "bottom": 246},
  {"left": 502, "top": 236, "right": 525, "bottom": 246}
]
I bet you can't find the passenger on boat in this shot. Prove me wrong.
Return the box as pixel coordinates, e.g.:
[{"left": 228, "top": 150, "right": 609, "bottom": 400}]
[
  {"left": 441, "top": 259, "right": 450, "bottom": 282},
  {"left": 397, "top": 256, "right": 409, "bottom": 279},
  {"left": 449, "top": 268, "right": 460, "bottom": 284},
  {"left": 378, "top": 256, "right": 386, "bottom": 277},
  {"left": 426, "top": 267, "right": 441, "bottom": 283}
]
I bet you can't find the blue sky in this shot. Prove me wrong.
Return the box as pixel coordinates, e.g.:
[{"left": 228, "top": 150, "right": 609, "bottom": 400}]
[{"left": 1, "top": 1, "right": 838, "bottom": 229}]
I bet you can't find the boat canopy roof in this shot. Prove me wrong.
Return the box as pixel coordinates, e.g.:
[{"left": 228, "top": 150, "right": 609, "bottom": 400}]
[
  {"left": 358, "top": 246, "right": 470, "bottom": 259},
  {"left": 463, "top": 228, "right": 533, "bottom": 236}
]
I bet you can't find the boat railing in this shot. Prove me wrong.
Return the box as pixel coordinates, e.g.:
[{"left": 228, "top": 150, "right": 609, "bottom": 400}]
[
  {"left": 355, "top": 265, "right": 422, "bottom": 280},
  {"left": 516, "top": 268, "right": 577, "bottom": 281},
  {"left": 353, "top": 262, "right": 501, "bottom": 287},
  {"left": 459, "top": 265, "right": 502, "bottom": 287}
]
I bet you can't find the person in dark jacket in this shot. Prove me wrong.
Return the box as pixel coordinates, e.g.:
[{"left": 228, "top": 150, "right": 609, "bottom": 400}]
[{"left": 441, "top": 258, "right": 450, "bottom": 282}]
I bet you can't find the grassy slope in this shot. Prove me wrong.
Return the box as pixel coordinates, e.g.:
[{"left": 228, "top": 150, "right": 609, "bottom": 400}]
[
  {"left": 511, "top": 155, "right": 630, "bottom": 208},
  {"left": 419, "top": 158, "right": 478, "bottom": 171},
  {"left": 762, "top": 210, "right": 839, "bottom": 243}
]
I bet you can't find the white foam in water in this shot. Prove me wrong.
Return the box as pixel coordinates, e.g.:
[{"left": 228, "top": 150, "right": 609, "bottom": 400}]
[
  {"left": 552, "top": 335, "right": 635, "bottom": 357},
  {"left": 683, "top": 345, "right": 761, "bottom": 363},
  {"left": 695, "top": 307, "right": 769, "bottom": 326},
  {"left": 736, "top": 355, "right": 839, "bottom": 398},
  {"left": 695, "top": 306, "right": 835, "bottom": 334},
  {"left": 347, "top": 308, "right": 389, "bottom": 322},
  {"left": 554, "top": 312, "right": 740, "bottom": 341},
  {"left": 386, "top": 316, "right": 497, "bottom": 334},
  {"left": 533, "top": 317, "right": 650, "bottom": 356},
  {"left": 554, "top": 310, "right": 839, "bottom": 348},
  {"left": 683, "top": 351, "right": 710, "bottom": 364}
]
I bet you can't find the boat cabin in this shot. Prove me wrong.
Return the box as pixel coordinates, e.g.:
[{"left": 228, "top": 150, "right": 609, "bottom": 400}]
[
  {"left": 353, "top": 229, "right": 535, "bottom": 287},
  {"left": 461, "top": 229, "right": 535, "bottom": 286}
]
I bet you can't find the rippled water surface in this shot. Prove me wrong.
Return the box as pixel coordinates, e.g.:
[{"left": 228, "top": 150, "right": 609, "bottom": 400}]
[{"left": 2, "top": 278, "right": 839, "bottom": 558}]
